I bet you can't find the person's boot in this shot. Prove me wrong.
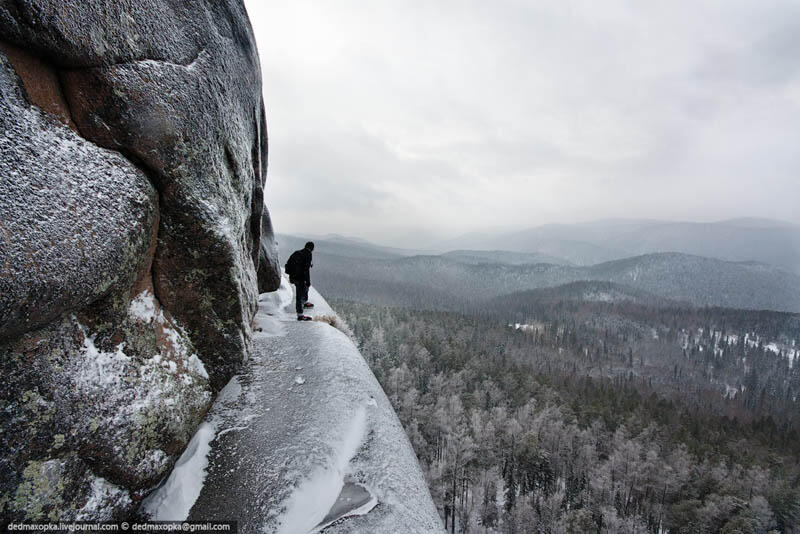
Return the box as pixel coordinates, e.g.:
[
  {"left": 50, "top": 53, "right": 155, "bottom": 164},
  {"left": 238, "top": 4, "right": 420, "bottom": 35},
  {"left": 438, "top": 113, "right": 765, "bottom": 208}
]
[
  {"left": 304, "top": 302, "right": 314, "bottom": 308},
  {"left": 297, "top": 315, "right": 313, "bottom": 321}
]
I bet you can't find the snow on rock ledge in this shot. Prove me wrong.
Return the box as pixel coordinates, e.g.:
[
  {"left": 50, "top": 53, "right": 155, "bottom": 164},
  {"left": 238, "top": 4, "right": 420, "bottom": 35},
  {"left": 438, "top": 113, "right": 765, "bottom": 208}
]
[{"left": 147, "top": 277, "right": 443, "bottom": 532}]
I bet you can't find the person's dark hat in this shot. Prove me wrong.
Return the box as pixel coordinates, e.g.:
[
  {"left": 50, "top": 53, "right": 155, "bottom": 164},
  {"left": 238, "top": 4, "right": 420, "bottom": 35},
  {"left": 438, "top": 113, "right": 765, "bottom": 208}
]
[{"left": 305, "top": 241, "right": 314, "bottom": 251}]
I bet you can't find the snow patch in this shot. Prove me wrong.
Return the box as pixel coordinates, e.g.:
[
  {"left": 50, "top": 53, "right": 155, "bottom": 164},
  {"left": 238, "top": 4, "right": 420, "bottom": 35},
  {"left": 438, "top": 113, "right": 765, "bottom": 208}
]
[
  {"left": 129, "top": 290, "right": 158, "bottom": 323},
  {"left": 276, "top": 407, "right": 369, "bottom": 534},
  {"left": 216, "top": 376, "right": 243, "bottom": 404},
  {"left": 254, "top": 275, "right": 295, "bottom": 337},
  {"left": 77, "top": 333, "right": 130, "bottom": 388},
  {"left": 254, "top": 312, "right": 287, "bottom": 338},
  {"left": 584, "top": 291, "right": 614, "bottom": 302},
  {"left": 511, "top": 322, "right": 546, "bottom": 334},
  {"left": 186, "top": 354, "right": 209, "bottom": 380},
  {"left": 140, "top": 422, "right": 216, "bottom": 520},
  {"left": 128, "top": 291, "right": 210, "bottom": 379},
  {"left": 259, "top": 274, "right": 294, "bottom": 316},
  {"left": 76, "top": 476, "right": 131, "bottom": 521},
  {"left": 141, "top": 376, "right": 243, "bottom": 521}
]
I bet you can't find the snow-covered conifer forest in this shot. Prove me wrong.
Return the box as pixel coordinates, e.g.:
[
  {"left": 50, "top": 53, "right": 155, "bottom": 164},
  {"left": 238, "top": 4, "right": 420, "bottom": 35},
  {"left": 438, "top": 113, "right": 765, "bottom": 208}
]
[
  {"left": 334, "top": 299, "right": 799, "bottom": 533},
  {"left": 280, "top": 231, "right": 800, "bottom": 533}
]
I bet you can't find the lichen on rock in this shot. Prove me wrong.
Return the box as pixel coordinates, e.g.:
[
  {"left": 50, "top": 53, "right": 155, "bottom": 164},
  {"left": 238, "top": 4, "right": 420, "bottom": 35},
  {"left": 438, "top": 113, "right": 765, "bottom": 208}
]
[{"left": 0, "top": 292, "right": 213, "bottom": 519}]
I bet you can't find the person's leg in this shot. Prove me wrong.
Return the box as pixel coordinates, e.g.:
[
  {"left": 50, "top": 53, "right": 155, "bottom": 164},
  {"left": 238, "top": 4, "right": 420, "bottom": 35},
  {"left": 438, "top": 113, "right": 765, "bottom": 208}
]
[
  {"left": 300, "top": 283, "right": 309, "bottom": 310},
  {"left": 294, "top": 282, "right": 303, "bottom": 316}
]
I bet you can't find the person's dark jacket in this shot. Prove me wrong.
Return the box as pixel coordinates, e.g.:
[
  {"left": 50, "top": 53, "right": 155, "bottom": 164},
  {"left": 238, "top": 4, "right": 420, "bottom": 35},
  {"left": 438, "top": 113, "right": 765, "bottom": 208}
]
[{"left": 288, "top": 248, "right": 312, "bottom": 285}]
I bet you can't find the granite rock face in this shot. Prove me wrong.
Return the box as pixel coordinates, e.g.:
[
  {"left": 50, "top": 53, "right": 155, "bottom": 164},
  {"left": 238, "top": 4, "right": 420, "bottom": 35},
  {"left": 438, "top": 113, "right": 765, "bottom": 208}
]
[
  {"left": 0, "top": 0, "right": 279, "bottom": 521},
  {"left": 258, "top": 214, "right": 282, "bottom": 293},
  {"left": 1, "top": 0, "right": 273, "bottom": 390},
  {"left": 0, "top": 55, "right": 155, "bottom": 339}
]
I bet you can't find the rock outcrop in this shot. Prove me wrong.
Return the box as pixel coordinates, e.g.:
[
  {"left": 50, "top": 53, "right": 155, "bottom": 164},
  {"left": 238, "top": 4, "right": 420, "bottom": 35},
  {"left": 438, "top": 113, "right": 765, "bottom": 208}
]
[
  {"left": 258, "top": 214, "right": 282, "bottom": 293},
  {"left": 0, "top": 0, "right": 279, "bottom": 521}
]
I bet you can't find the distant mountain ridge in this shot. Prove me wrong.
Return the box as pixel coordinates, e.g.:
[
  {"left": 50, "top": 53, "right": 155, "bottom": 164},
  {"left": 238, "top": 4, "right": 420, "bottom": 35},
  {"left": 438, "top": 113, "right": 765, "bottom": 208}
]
[
  {"left": 280, "top": 233, "right": 800, "bottom": 313},
  {"left": 442, "top": 249, "right": 574, "bottom": 266},
  {"left": 491, "top": 280, "right": 677, "bottom": 307},
  {"left": 277, "top": 233, "right": 403, "bottom": 260},
  {"left": 436, "top": 218, "right": 800, "bottom": 273}
]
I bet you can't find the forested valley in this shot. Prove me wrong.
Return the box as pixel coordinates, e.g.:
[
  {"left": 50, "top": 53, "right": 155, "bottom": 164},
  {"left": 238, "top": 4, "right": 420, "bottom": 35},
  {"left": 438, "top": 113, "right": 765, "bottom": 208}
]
[{"left": 333, "top": 298, "right": 800, "bottom": 533}]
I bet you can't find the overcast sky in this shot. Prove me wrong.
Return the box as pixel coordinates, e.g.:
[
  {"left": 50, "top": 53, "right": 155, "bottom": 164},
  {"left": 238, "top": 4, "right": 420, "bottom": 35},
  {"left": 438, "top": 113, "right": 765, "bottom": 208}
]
[{"left": 244, "top": 0, "right": 800, "bottom": 247}]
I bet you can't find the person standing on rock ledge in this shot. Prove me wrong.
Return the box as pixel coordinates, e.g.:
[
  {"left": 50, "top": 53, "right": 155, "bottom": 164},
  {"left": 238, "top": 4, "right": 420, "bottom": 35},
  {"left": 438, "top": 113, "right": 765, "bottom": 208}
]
[{"left": 285, "top": 241, "right": 315, "bottom": 321}]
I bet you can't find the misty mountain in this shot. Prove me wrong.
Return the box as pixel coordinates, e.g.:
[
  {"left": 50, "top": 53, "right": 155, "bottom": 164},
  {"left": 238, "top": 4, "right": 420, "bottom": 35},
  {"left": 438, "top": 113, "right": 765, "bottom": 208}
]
[
  {"left": 276, "top": 233, "right": 404, "bottom": 261},
  {"left": 489, "top": 280, "right": 676, "bottom": 308},
  {"left": 437, "top": 218, "right": 800, "bottom": 272},
  {"left": 584, "top": 253, "right": 800, "bottom": 311},
  {"left": 295, "top": 238, "right": 800, "bottom": 312},
  {"left": 441, "top": 249, "right": 573, "bottom": 266}
]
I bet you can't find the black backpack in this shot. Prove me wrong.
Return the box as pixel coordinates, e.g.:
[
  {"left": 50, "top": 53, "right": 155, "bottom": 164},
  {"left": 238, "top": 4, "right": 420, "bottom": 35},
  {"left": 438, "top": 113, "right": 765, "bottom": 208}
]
[{"left": 284, "top": 250, "right": 303, "bottom": 277}]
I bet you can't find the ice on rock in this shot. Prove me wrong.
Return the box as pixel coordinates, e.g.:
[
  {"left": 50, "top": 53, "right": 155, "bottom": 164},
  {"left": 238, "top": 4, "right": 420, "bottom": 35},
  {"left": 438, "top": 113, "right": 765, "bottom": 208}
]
[{"left": 313, "top": 483, "right": 378, "bottom": 533}]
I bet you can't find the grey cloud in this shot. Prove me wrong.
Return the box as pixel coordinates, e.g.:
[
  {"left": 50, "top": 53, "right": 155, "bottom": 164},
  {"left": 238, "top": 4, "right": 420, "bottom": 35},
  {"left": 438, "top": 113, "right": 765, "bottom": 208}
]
[
  {"left": 247, "top": 0, "right": 800, "bottom": 245},
  {"left": 270, "top": 134, "right": 392, "bottom": 211}
]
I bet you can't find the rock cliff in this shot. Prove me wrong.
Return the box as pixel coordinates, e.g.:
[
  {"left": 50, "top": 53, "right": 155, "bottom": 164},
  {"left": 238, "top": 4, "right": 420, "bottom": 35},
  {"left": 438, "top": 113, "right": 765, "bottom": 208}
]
[{"left": 0, "top": 0, "right": 280, "bottom": 521}]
